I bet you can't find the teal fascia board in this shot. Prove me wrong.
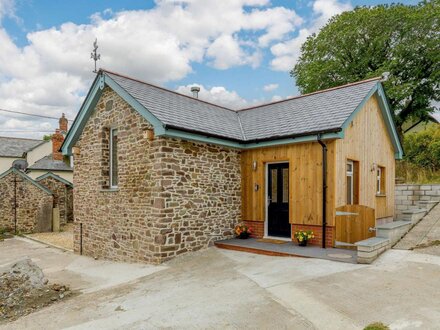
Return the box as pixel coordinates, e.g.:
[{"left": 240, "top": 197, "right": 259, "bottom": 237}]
[
  {"left": 158, "top": 129, "right": 343, "bottom": 150},
  {"left": 103, "top": 74, "right": 165, "bottom": 134},
  {"left": 376, "top": 84, "right": 404, "bottom": 159},
  {"left": 62, "top": 73, "right": 166, "bottom": 156},
  {"left": 0, "top": 168, "right": 53, "bottom": 195},
  {"left": 35, "top": 172, "right": 73, "bottom": 187},
  {"left": 62, "top": 75, "right": 104, "bottom": 156},
  {"left": 341, "top": 82, "right": 403, "bottom": 160}
]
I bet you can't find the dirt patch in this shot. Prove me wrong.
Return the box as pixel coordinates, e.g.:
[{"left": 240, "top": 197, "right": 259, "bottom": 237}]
[
  {"left": 0, "top": 258, "right": 76, "bottom": 324},
  {"left": 27, "top": 223, "right": 74, "bottom": 250}
]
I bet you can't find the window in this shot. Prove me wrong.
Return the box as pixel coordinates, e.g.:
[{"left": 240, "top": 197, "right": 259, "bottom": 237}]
[
  {"left": 376, "top": 166, "right": 385, "bottom": 195},
  {"left": 346, "top": 161, "right": 354, "bottom": 204},
  {"left": 346, "top": 160, "right": 359, "bottom": 204},
  {"left": 110, "top": 128, "right": 118, "bottom": 188}
]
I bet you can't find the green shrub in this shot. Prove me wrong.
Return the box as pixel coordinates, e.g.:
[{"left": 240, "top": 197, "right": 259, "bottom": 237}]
[
  {"left": 404, "top": 126, "right": 440, "bottom": 171},
  {"left": 364, "top": 322, "right": 390, "bottom": 330}
]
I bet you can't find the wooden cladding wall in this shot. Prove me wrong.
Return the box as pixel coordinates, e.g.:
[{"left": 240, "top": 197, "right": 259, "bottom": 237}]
[
  {"left": 335, "top": 94, "right": 396, "bottom": 220},
  {"left": 241, "top": 140, "right": 336, "bottom": 227}
]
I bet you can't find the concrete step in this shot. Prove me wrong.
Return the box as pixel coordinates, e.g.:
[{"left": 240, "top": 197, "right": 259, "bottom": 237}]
[
  {"left": 401, "top": 208, "right": 428, "bottom": 225},
  {"left": 355, "top": 237, "right": 391, "bottom": 264},
  {"left": 417, "top": 201, "right": 439, "bottom": 212},
  {"left": 376, "top": 220, "right": 412, "bottom": 246}
]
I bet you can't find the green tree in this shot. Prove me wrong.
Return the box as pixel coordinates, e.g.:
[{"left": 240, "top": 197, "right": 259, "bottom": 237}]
[
  {"left": 404, "top": 126, "right": 440, "bottom": 170},
  {"left": 291, "top": 0, "right": 439, "bottom": 133}
]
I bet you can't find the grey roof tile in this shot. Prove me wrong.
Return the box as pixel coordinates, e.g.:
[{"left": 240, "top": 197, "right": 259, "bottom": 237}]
[
  {"left": 238, "top": 80, "right": 378, "bottom": 141},
  {"left": 0, "top": 137, "right": 44, "bottom": 157},
  {"left": 104, "top": 71, "right": 379, "bottom": 142},
  {"left": 28, "top": 154, "right": 73, "bottom": 171}
]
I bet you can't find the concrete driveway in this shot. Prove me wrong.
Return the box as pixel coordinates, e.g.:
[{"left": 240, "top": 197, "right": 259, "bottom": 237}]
[{"left": 1, "top": 237, "right": 440, "bottom": 329}]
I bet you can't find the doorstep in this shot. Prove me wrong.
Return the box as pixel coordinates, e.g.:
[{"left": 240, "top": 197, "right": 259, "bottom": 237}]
[{"left": 215, "top": 238, "right": 357, "bottom": 263}]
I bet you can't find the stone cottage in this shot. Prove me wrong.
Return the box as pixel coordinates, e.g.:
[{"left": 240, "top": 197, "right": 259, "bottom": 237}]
[
  {"left": 35, "top": 172, "right": 73, "bottom": 225},
  {"left": 0, "top": 168, "right": 53, "bottom": 233},
  {"left": 61, "top": 69, "right": 403, "bottom": 264}
]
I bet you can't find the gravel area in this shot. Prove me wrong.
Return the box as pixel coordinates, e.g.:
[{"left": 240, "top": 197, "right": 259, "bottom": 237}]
[{"left": 27, "top": 223, "right": 73, "bottom": 251}]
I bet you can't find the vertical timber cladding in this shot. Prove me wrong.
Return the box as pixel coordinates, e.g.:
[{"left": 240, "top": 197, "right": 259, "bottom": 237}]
[
  {"left": 241, "top": 140, "right": 337, "bottom": 238},
  {"left": 335, "top": 94, "right": 396, "bottom": 220}
]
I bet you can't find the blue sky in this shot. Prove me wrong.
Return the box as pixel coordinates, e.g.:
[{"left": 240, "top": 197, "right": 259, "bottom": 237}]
[{"left": 0, "top": 0, "right": 422, "bottom": 138}]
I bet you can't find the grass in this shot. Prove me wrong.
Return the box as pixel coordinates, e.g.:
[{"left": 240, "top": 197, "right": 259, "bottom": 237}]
[
  {"left": 364, "top": 322, "right": 390, "bottom": 330},
  {"left": 396, "top": 161, "right": 440, "bottom": 184},
  {"left": 415, "top": 240, "right": 440, "bottom": 249}
]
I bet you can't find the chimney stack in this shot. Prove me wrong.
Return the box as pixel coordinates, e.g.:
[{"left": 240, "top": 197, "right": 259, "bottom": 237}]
[
  {"left": 59, "top": 113, "right": 68, "bottom": 133},
  {"left": 191, "top": 86, "right": 200, "bottom": 98},
  {"left": 52, "top": 114, "right": 67, "bottom": 161}
]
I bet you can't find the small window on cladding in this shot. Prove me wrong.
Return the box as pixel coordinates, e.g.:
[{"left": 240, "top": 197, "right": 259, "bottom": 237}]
[{"left": 110, "top": 128, "right": 118, "bottom": 188}]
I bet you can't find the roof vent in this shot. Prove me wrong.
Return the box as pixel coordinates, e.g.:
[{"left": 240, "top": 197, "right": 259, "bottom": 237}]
[{"left": 191, "top": 86, "right": 200, "bottom": 98}]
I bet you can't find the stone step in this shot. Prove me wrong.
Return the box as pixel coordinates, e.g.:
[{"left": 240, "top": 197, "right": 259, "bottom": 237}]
[
  {"left": 401, "top": 208, "right": 428, "bottom": 225},
  {"left": 355, "top": 237, "right": 391, "bottom": 264},
  {"left": 376, "top": 220, "right": 412, "bottom": 246},
  {"left": 417, "top": 201, "right": 439, "bottom": 212}
]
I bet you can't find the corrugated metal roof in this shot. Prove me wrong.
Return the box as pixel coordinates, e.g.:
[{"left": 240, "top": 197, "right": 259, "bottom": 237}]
[
  {"left": 105, "top": 71, "right": 379, "bottom": 142},
  {"left": 0, "top": 137, "right": 44, "bottom": 157}
]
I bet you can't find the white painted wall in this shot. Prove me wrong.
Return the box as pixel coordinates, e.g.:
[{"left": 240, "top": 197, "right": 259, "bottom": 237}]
[
  {"left": 26, "top": 141, "right": 51, "bottom": 166},
  {"left": 0, "top": 157, "right": 20, "bottom": 174}
]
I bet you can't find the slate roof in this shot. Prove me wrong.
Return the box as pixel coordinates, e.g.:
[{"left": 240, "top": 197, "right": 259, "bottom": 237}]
[
  {"left": 28, "top": 154, "right": 73, "bottom": 172},
  {"left": 105, "top": 70, "right": 380, "bottom": 142},
  {"left": 0, "top": 137, "right": 45, "bottom": 157},
  {"left": 107, "top": 72, "right": 244, "bottom": 141}
]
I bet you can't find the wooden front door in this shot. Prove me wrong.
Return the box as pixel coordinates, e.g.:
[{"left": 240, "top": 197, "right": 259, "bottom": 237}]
[{"left": 267, "top": 163, "right": 290, "bottom": 238}]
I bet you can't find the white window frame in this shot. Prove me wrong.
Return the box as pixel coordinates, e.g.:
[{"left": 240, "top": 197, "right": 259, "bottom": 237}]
[
  {"left": 376, "top": 167, "right": 382, "bottom": 194},
  {"left": 346, "top": 160, "right": 354, "bottom": 204},
  {"left": 110, "top": 128, "right": 118, "bottom": 188}
]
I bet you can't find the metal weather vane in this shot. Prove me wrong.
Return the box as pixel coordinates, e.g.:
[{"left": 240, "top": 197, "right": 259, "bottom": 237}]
[{"left": 91, "top": 38, "right": 101, "bottom": 73}]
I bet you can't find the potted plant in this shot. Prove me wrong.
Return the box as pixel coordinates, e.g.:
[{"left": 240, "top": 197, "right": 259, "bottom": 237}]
[
  {"left": 294, "top": 230, "right": 314, "bottom": 246},
  {"left": 234, "top": 223, "right": 253, "bottom": 239}
]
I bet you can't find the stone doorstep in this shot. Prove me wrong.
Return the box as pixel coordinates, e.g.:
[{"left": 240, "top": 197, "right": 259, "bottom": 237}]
[{"left": 355, "top": 237, "right": 390, "bottom": 253}]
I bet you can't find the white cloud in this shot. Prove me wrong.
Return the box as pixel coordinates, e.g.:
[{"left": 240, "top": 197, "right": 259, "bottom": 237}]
[
  {"left": 176, "top": 84, "right": 249, "bottom": 109},
  {"left": 0, "top": 0, "right": 304, "bottom": 138},
  {"left": 270, "top": 0, "right": 352, "bottom": 71},
  {"left": 263, "top": 83, "right": 279, "bottom": 92},
  {"left": 0, "top": 0, "right": 16, "bottom": 22}
]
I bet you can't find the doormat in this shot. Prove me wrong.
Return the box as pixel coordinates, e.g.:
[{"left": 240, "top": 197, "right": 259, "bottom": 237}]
[{"left": 256, "top": 238, "right": 289, "bottom": 244}]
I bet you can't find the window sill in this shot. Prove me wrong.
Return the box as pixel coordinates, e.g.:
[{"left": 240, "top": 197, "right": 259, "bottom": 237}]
[
  {"left": 100, "top": 188, "right": 119, "bottom": 193},
  {"left": 376, "top": 194, "right": 386, "bottom": 197}
]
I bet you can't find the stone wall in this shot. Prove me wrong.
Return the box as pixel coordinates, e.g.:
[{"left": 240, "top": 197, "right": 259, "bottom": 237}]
[
  {"left": 395, "top": 184, "right": 440, "bottom": 217},
  {"left": 150, "top": 138, "right": 241, "bottom": 262},
  {"left": 37, "top": 176, "right": 73, "bottom": 224},
  {"left": 73, "top": 88, "right": 241, "bottom": 263},
  {"left": 0, "top": 171, "right": 53, "bottom": 233}
]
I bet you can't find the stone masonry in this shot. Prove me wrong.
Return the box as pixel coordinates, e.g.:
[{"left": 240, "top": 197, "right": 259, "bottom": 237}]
[
  {"left": 395, "top": 184, "right": 440, "bottom": 217},
  {"left": 37, "top": 176, "right": 73, "bottom": 224},
  {"left": 73, "top": 88, "right": 241, "bottom": 263},
  {"left": 0, "top": 171, "right": 53, "bottom": 233}
]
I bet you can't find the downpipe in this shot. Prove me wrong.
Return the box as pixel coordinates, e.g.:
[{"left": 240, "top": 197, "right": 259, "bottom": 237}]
[{"left": 317, "top": 135, "right": 327, "bottom": 249}]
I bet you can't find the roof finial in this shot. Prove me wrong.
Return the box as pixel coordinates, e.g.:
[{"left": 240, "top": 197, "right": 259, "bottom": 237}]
[{"left": 91, "top": 38, "right": 101, "bottom": 73}]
